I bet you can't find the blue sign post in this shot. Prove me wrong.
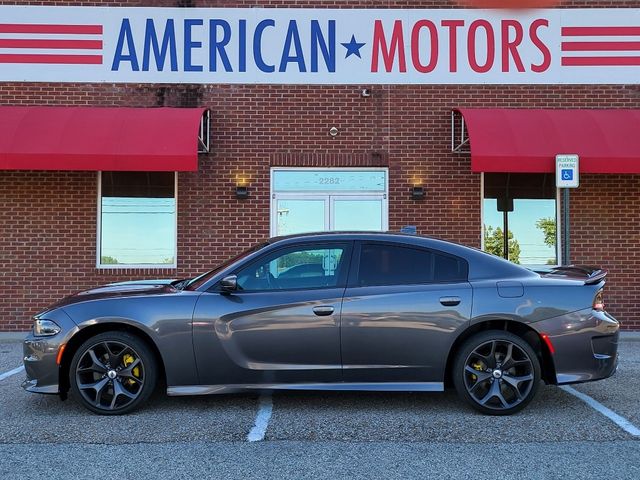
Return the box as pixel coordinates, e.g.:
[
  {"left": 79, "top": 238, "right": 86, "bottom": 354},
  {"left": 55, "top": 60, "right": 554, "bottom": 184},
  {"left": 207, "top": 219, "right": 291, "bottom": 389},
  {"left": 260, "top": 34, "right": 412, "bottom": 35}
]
[{"left": 556, "top": 154, "right": 579, "bottom": 265}]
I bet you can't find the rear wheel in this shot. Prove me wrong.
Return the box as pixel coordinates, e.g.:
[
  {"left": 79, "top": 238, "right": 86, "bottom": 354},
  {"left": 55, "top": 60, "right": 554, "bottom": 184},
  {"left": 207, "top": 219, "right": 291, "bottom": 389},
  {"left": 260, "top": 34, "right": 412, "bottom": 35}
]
[
  {"left": 453, "top": 330, "right": 540, "bottom": 415},
  {"left": 70, "top": 331, "right": 157, "bottom": 415}
]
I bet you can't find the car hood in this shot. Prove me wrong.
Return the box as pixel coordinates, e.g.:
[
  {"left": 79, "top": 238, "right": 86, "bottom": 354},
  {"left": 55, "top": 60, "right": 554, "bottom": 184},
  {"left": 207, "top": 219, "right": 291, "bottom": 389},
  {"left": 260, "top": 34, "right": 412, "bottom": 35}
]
[{"left": 40, "top": 279, "right": 180, "bottom": 312}]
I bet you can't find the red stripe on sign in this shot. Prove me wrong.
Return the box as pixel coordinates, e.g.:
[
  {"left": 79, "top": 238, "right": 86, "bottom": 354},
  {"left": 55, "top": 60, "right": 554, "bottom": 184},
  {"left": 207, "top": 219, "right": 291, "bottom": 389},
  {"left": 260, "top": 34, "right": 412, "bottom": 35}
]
[
  {"left": 0, "top": 54, "right": 102, "bottom": 64},
  {"left": 0, "top": 24, "right": 102, "bottom": 34},
  {"left": 562, "top": 26, "right": 640, "bottom": 36},
  {"left": 562, "top": 56, "right": 640, "bottom": 66},
  {"left": 562, "top": 41, "right": 640, "bottom": 52},
  {"left": 0, "top": 39, "right": 102, "bottom": 50}
]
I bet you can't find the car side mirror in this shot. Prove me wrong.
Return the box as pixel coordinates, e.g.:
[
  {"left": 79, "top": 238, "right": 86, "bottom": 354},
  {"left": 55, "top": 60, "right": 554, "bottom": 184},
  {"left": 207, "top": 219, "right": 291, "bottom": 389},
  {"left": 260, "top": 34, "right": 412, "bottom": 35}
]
[{"left": 220, "top": 275, "right": 238, "bottom": 292}]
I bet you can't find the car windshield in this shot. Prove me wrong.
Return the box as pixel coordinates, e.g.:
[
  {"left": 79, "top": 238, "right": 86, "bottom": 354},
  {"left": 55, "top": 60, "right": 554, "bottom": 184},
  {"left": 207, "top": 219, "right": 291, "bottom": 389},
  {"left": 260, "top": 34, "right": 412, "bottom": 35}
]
[{"left": 184, "top": 241, "right": 269, "bottom": 290}]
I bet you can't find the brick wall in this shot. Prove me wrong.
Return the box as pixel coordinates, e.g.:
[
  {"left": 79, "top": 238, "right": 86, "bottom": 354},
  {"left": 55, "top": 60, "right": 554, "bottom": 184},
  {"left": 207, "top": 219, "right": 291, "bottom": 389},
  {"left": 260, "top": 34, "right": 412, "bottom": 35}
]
[
  {"left": 569, "top": 175, "right": 640, "bottom": 329},
  {"left": 1, "top": 0, "right": 640, "bottom": 330}
]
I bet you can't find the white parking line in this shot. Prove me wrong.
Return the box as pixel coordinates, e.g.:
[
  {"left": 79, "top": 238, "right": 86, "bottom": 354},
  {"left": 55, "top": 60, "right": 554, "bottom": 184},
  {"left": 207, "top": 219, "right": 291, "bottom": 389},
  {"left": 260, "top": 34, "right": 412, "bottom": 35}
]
[
  {"left": 560, "top": 385, "right": 640, "bottom": 437},
  {"left": 0, "top": 366, "right": 24, "bottom": 382},
  {"left": 247, "top": 393, "right": 273, "bottom": 442}
]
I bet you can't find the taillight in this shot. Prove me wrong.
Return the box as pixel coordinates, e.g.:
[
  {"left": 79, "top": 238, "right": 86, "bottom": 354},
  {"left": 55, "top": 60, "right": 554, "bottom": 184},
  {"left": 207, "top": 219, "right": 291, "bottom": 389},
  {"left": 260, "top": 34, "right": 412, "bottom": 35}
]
[{"left": 593, "top": 289, "right": 605, "bottom": 311}]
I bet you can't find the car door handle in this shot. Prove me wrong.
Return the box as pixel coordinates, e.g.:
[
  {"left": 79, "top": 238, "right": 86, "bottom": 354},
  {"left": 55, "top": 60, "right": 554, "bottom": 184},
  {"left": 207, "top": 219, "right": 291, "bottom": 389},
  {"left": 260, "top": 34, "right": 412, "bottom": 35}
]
[
  {"left": 313, "top": 306, "right": 335, "bottom": 316},
  {"left": 439, "top": 296, "right": 461, "bottom": 307}
]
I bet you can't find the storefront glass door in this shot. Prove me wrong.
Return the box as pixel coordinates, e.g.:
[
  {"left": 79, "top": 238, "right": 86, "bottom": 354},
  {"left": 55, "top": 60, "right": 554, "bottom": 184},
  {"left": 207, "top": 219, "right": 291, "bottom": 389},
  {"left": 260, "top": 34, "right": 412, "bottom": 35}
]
[
  {"left": 331, "top": 196, "right": 384, "bottom": 231},
  {"left": 274, "top": 198, "right": 327, "bottom": 236},
  {"left": 271, "top": 169, "right": 388, "bottom": 237}
]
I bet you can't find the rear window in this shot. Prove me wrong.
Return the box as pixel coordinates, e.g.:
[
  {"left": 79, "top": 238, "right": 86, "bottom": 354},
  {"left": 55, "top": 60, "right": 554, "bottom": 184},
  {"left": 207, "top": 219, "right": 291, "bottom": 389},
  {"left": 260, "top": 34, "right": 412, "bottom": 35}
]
[{"left": 357, "top": 243, "right": 468, "bottom": 287}]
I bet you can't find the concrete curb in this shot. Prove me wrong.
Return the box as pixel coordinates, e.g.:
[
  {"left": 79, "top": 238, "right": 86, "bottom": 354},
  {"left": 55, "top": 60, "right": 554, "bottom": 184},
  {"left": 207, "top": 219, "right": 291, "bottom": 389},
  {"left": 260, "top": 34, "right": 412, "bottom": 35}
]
[{"left": 1, "top": 331, "right": 640, "bottom": 343}]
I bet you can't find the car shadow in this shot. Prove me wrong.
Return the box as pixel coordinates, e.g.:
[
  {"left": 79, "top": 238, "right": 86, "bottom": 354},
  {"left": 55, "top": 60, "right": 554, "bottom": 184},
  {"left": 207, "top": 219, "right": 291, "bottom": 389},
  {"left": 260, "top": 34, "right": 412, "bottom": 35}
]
[{"left": 4, "top": 384, "right": 630, "bottom": 444}]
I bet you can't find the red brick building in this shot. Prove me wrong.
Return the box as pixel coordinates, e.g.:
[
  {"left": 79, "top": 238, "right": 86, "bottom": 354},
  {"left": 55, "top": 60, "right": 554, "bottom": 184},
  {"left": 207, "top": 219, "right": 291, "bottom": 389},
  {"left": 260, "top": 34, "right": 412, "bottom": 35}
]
[{"left": 1, "top": 1, "right": 639, "bottom": 331}]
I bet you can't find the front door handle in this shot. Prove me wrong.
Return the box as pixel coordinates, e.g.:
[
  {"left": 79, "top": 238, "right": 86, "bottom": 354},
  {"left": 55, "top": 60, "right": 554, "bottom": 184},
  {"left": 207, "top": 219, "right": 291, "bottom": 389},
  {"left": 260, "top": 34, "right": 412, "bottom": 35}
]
[
  {"left": 313, "top": 305, "right": 335, "bottom": 316},
  {"left": 439, "top": 296, "right": 461, "bottom": 307}
]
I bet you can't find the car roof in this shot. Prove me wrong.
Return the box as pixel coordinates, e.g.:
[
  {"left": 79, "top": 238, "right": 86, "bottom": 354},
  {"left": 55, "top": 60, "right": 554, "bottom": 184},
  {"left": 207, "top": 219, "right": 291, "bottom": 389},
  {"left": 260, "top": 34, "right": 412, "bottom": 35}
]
[
  {"left": 269, "top": 231, "right": 428, "bottom": 243},
  {"left": 268, "top": 231, "right": 475, "bottom": 252}
]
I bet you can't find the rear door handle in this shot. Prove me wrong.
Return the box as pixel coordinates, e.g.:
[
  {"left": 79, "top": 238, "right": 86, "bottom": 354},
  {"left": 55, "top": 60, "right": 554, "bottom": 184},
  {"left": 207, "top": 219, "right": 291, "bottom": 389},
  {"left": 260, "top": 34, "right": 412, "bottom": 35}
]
[
  {"left": 313, "top": 306, "right": 335, "bottom": 316},
  {"left": 439, "top": 296, "right": 461, "bottom": 307}
]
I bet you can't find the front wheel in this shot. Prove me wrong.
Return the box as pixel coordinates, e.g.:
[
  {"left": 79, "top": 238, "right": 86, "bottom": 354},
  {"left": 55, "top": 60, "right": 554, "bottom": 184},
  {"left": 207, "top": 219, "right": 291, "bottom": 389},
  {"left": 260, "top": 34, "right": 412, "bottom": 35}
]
[
  {"left": 70, "top": 331, "right": 157, "bottom": 415},
  {"left": 453, "top": 330, "right": 541, "bottom": 415}
]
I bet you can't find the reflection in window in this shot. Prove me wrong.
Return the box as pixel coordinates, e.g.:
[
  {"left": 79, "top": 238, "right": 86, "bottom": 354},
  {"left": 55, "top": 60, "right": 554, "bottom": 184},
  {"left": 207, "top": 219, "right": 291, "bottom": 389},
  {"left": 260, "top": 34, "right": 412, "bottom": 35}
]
[
  {"left": 273, "top": 170, "right": 386, "bottom": 192},
  {"left": 333, "top": 199, "right": 383, "bottom": 231},
  {"left": 483, "top": 173, "right": 557, "bottom": 267},
  {"left": 99, "top": 172, "right": 176, "bottom": 266},
  {"left": 236, "top": 247, "right": 345, "bottom": 291},
  {"left": 276, "top": 199, "right": 325, "bottom": 236},
  {"left": 270, "top": 169, "right": 389, "bottom": 237}
]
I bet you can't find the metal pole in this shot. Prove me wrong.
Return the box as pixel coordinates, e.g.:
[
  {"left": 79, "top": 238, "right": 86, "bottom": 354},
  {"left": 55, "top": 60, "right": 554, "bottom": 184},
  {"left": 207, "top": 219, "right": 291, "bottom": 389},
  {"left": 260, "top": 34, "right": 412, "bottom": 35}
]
[
  {"left": 563, "top": 188, "right": 570, "bottom": 265},
  {"left": 503, "top": 210, "right": 509, "bottom": 261}
]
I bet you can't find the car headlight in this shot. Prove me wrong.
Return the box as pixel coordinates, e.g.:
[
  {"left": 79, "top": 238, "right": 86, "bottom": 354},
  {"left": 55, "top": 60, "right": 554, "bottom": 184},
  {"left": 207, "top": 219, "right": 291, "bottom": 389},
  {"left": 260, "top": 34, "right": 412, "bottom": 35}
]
[{"left": 33, "top": 319, "right": 61, "bottom": 337}]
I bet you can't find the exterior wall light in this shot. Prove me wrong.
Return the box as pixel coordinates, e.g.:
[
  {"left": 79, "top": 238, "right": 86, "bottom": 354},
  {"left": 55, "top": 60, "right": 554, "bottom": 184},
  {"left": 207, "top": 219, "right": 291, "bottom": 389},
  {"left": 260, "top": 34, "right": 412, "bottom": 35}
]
[
  {"left": 235, "top": 185, "right": 249, "bottom": 199},
  {"left": 411, "top": 186, "right": 425, "bottom": 200}
]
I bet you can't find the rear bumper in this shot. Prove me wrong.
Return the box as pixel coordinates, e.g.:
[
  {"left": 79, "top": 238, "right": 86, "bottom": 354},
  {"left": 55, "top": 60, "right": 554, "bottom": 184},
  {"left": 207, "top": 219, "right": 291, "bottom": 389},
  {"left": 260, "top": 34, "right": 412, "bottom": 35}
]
[{"left": 533, "top": 308, "right": 619, "bottom": 385}]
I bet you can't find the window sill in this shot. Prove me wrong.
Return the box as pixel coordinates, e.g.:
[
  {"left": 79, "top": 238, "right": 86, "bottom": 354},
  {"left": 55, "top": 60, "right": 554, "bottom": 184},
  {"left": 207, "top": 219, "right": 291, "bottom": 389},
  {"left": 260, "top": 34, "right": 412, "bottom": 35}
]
[{"left": 95, "top": 265, "right": 178, "bottom": 276}]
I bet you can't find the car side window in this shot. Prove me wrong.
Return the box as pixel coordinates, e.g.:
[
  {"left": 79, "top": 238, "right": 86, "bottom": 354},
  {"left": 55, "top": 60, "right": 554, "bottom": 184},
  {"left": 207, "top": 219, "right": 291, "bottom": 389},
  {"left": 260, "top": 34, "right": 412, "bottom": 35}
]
[
  {"left": 236, "top": 245, "right": 347, "bottom": 291},
  {"left": 432, "top": 250, "right": 468, "bottom": 283},
  {"left": 357, "top": 243, "right": 468, "bottom": 287}
]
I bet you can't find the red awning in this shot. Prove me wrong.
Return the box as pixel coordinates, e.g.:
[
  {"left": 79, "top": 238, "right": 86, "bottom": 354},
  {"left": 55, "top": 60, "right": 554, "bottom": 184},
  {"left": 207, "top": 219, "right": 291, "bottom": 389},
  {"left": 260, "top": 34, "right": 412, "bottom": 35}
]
[
  {"left": 0, "top": 106, "right": 209, "bottom": 171},
  {"left": 454, "top": 109, "right": 640, "bottom": 174}
]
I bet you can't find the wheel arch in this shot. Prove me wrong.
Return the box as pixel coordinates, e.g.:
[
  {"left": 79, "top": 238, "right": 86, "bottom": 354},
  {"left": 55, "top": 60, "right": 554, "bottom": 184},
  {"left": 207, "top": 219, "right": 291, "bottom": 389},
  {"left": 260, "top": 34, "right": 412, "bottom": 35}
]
[
  {"left": 444, "top": 319, "right": 557, "bottom": 387},
  {"left": 58, "top": 322, "right": 167, "bottom": 396}
]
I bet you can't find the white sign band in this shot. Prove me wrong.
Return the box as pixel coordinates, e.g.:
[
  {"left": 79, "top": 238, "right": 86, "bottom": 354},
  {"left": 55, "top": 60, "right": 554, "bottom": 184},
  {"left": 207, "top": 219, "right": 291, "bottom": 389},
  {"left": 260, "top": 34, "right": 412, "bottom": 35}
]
[{"left": 0, "top": 7, "right": 638, "bottom": 84}]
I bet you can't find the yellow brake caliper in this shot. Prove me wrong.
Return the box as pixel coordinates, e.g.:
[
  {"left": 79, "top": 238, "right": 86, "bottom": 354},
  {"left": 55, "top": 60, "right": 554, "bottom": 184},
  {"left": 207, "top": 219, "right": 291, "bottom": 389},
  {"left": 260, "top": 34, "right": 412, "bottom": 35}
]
[
  {"left": 470, "top": 361, "right": 484, "bottom": 382},
  {"left": 122, "top": 353, "right": 140, "bottom": 386}
]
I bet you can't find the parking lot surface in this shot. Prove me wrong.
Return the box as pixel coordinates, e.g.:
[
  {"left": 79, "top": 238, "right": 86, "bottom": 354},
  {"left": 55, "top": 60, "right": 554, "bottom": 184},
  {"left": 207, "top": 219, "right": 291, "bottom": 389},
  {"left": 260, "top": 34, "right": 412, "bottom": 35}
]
[{"left": 1, "top": 337, "right": 639, "bottom": 479}]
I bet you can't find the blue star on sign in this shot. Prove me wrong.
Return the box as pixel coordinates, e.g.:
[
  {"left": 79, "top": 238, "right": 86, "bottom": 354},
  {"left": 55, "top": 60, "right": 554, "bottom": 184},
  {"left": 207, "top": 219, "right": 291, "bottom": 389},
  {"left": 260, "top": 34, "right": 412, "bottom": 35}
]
[{"left": 341, "top": 35, "right": 365, "bottom": 59}]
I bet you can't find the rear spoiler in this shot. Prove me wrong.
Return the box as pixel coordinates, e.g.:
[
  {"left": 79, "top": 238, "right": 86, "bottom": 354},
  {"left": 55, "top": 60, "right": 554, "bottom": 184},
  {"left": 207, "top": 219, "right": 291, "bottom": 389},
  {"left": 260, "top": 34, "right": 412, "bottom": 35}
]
[{"left": 535, "top": 265, "right": 608, "bottom": 285}]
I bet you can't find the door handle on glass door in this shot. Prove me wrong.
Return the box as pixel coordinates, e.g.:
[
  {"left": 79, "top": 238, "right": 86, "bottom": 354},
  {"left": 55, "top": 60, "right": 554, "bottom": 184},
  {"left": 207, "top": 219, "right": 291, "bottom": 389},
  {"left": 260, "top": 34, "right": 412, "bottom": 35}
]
[
  {"left": 439, "top": 296, "right": 461, "bottom": 307},
  {"left": 313, "top": 306, "right": 335, "bottom": 316}
]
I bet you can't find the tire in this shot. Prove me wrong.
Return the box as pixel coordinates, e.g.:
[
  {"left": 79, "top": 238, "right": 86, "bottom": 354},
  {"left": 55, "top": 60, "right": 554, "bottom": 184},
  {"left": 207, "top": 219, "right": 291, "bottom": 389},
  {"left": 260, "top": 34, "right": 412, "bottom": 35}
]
[
  {"left": 453, "top": 330, "right": 541, "bottom": 416},
  {"left": 69, "top": 331, "right": 158, "bottom": 415}
]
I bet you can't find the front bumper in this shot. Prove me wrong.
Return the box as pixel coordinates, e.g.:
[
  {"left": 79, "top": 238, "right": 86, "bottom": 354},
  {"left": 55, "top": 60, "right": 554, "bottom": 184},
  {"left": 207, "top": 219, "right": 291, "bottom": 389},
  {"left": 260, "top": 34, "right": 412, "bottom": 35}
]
[
  {"left": 22, "top": 308, "right": 77, "bottom": 395},
  {"left": 21, "top": 377, "right": 59, "bottom": 394},
  {"left": 534, "top": 308, "right": 619, "bottom": 385},
  {"left": 22, "top": 335, "right": 62, "bottom": 394}
]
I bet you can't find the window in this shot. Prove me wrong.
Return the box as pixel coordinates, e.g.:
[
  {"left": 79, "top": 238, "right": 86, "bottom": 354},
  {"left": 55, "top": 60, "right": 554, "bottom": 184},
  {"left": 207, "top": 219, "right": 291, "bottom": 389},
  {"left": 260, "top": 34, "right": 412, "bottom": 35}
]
[
  {"left": 483, "top": 173, "right": 559, "bottom": 267},
  {"left": 188, "top": 242, "right": 269, "bottom": 291},
  {"left": 98, "top": 172, "right": 176, "bottom": 267},
  {"left": 236, "top": 245, "right": 347, "bottom": 291},
  {"left": 357, "top": 244, "right": 468, "bottom": 287},
  {"left": 271, "top": 169, "right": 388, "bottom": 236}
]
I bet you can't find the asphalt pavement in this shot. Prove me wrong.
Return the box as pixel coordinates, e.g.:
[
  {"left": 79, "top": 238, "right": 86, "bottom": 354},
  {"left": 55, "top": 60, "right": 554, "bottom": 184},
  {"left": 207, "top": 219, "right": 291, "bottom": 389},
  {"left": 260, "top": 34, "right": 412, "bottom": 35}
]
[{"left": 0, "top": 337, "right": 638, "bottom": 479}]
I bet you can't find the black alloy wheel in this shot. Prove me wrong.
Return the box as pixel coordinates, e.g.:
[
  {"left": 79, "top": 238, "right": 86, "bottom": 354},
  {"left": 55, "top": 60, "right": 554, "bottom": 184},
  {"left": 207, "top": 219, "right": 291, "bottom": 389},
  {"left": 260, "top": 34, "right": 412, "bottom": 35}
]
[
  {"left": 453, "top": 330, "right": 541, "bottom": 415},
  {"left": 70, "top": 331, "right": 157, "bottom": 415}
]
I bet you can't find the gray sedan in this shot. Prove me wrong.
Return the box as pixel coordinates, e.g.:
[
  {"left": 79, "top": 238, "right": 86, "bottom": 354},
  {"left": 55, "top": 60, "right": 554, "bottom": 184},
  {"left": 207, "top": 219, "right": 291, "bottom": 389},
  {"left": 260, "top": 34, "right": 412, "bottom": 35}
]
[{"left": 22, "top": 232, "right": 619, "bottom": 415}]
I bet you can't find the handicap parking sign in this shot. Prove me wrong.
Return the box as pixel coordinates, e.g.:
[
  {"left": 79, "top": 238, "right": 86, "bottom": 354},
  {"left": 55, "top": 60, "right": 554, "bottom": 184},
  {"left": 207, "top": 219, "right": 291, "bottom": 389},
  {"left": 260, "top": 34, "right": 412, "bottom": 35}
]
[{"left": 556, "top": 155, "right": 579, "bottom": 188}]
